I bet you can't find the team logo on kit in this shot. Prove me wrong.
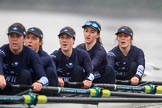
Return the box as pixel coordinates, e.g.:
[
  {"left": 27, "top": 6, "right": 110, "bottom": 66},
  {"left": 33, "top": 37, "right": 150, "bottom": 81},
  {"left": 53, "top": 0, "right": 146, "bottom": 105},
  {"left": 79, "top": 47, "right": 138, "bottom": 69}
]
[
  {"left": 11, "top": 62, "right": 19, "bottom": 67},
  {"left": 13, "top": 27, "right": 18, "bottom": 30}
]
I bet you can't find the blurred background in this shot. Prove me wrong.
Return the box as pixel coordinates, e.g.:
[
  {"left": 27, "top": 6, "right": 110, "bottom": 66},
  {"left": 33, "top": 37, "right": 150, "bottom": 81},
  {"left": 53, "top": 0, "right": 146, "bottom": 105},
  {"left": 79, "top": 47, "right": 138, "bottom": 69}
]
[{"left": 0, "top": 0, "right": 162, "bottom": 19}]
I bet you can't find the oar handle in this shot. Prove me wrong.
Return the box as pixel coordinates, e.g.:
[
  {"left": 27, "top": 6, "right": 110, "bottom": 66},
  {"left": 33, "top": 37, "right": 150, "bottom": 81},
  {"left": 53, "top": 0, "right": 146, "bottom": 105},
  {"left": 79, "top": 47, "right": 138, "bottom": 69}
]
[
  {"left": 6, "top": 82, "right": 33, "bottom": 90},
  {"left": 116, "top": 80, "right": 162, "bottom": 85},
  {"left": 64, "top": 82, "right": 84, "bottom": 88},
  {"left": 11, "top": 84, "right": 33, "bottom": 89},
  {"left": 116, "top": 80, "right": 131, "bottom": 85}
]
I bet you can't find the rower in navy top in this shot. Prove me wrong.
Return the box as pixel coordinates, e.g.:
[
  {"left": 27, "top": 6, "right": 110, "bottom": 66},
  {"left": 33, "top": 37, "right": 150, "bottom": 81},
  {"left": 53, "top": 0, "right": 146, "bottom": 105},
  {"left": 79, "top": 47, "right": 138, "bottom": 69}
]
[
  {"left": 107, "top": 26, "right": 145, "bottom": 85},
  {"left": 76, "top": 21, "right": 115, "bottom": 84},
  {"left": 25, "top": 27, "right": 58, "bottom": 96},
  {"left": 0, "top": 23, "right": 48, "bottom": 95},
  {"left": 51, "top": 26, "right": 94, "bottom": 88}
]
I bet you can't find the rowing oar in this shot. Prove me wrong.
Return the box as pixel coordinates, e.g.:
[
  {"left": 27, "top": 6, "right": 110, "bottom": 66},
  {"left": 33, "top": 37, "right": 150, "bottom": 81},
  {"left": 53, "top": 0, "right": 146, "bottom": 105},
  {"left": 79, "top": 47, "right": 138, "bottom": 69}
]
[
  {"left": 1, "top": 94, "right": 162, "bottom": 105},
  {"left": 0, "top": 93, "right": 47, "bottom": 106},
  {"left": 94, "top": 83, "right": 162, "bottom": 94},
  {"left": 11, "top": 84, "right": 162, "bottom": 98},
  {"left": 64, "top": 82, "right": 162, "bottom": 94},
  {"left": 116, "top": 80, "right": 162, "bottom": 85}
]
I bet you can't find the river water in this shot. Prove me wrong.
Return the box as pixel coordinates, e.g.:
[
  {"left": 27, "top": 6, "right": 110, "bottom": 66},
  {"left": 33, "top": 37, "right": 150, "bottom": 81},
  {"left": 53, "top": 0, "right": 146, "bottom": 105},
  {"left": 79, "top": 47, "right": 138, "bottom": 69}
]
[{"left": 0, "top": 1, "right": 162, "bottom": 108}]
